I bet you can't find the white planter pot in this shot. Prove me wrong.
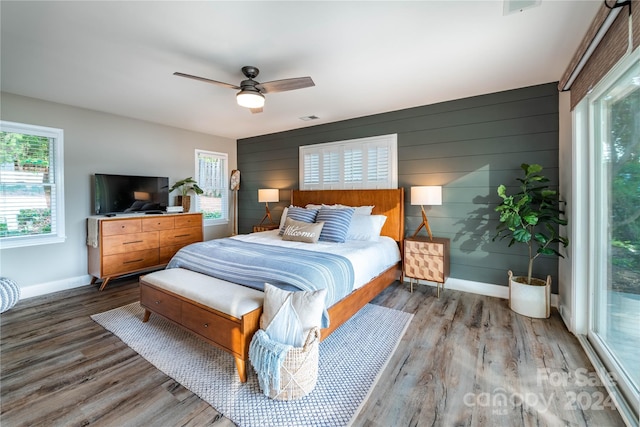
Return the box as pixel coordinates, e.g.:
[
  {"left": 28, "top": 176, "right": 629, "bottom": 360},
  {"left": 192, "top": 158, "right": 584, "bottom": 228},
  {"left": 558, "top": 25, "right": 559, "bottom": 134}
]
[{"left": 508, "top": 270, "right": 551, "bottom": 319}]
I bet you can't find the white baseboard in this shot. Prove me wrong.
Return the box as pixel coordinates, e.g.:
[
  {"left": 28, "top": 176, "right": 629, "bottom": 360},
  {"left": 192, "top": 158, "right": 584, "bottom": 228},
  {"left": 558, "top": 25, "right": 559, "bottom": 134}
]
[
  {"left": 404, "top": 277, "right": 559, "bottom": 308},
  {"left": 19, "top": 274, "right": 93, "bottom": 300}
]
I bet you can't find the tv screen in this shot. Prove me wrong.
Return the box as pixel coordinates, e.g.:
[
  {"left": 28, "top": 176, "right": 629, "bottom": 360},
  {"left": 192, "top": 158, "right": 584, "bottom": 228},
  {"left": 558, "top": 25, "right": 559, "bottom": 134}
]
[{"left": 94, "top": 174, "right": 169, "bottom": 215}]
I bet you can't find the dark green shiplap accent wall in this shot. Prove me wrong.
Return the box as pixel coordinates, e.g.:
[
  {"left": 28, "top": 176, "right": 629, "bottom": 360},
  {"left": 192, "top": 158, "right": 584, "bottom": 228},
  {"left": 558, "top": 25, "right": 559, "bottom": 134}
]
[{"left": 237, "top": 82, "right": 560, "bottom": 289}]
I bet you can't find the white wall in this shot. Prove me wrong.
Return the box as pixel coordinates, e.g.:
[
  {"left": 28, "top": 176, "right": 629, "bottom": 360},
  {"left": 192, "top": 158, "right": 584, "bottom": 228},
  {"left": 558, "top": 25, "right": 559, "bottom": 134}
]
[{"left": 0, "top": 92, "right": 236, "bottom": 297}]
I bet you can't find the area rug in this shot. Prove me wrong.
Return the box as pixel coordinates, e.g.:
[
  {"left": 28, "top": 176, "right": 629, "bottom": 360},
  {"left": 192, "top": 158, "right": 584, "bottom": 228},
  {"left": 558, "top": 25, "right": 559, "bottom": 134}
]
[{"left": 91, "top": 302, "right": 413, "bottom": 427}]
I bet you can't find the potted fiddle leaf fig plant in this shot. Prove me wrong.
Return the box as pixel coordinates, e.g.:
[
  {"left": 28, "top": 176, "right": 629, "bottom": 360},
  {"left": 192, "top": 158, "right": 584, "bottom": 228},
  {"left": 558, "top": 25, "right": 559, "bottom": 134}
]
[
  {"left": 170, "top": 177, "right": 203, "bottom": 213},
  {"left": 493, "top": 163, "right": 569, "bottom": 318}
]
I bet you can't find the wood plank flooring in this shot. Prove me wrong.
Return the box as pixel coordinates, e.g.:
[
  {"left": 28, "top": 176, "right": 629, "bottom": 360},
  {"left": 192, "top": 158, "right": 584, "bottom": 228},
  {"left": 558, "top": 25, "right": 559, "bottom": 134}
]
[{"left": 1, "top": 277, "right": 626, "bottom": 426}]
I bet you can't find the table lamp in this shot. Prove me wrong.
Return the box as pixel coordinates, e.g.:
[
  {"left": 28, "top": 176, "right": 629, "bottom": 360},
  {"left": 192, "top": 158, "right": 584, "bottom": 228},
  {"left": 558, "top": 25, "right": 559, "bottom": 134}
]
[
  {"left": 258, "top": 189, "right": 279, "bottom": 225},
  {"left": 410, "top": 186, "right": 442, "bottom": 240}
]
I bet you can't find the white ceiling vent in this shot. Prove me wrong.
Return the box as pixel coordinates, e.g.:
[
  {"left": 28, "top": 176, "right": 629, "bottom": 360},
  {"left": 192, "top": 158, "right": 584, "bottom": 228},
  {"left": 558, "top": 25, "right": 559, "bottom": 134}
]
[{"left": 504, "top": 0, "right": 541, "bottom": 15}]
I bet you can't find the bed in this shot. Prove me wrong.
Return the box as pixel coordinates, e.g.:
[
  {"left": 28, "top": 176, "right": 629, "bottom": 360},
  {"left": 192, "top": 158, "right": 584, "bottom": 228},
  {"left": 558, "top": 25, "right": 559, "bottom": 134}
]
[
  {"left": 140, "top": 189, "right": 404, "bottom": 380},
  {"left": 288, "top": 189, "right": 404, "bottom": 337}
]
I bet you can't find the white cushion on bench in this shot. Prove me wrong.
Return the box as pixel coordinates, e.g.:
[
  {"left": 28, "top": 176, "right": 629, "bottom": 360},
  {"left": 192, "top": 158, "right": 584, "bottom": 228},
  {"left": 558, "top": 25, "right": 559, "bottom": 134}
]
[{"left": 142, "top": 268, "right": 263, "bottom": 318}]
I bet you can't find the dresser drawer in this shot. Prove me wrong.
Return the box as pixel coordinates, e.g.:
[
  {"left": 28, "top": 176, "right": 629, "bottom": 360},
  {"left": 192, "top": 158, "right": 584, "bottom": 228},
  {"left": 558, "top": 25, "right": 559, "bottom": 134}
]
[
  {"left": 404, "top": 240, "right": 444, "bottom": 256},
  {"left": 159, "top": 244, "right": 184, "bottom": 264},
  {"left": 159, "top": 227, "right": 202, "bottom": 247},
  {"left": 102, "top": 219, "right": 142, "bottom": 236},
  {"left": 175, "top": 214, "right": 202, "bottom": 229},
  {"left": 103, "top": 249, "right": 159, "bottom": 276},
  {"left": 142, "top": 216, "right": 175, "bottom": 231},
  {"left": 140, "top": 285, "right": 181, "bottom": 321},
  {"left": 102, "top": 232, "right": 159, "bottom": 255},
  {"left": 181, "top": 302, "right": 240, "bottom": 353}
]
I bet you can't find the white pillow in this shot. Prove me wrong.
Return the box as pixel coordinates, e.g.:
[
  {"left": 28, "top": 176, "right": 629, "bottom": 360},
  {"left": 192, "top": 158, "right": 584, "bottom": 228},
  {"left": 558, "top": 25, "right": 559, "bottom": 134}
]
[
  {"left": 305, "top": 204, "right": 374, "bottom": 215},
  {"left": 347, "top": 214, "right": 387, "bottom": 241},
  {"left": 261, "top": 283, "right": 327, "bottom": 335},
  {"left": 263, "top": 295, "right": 305, "bottom": 347},
  {"left": 279, "top": 206, "right": 289, "bottom": 229}
]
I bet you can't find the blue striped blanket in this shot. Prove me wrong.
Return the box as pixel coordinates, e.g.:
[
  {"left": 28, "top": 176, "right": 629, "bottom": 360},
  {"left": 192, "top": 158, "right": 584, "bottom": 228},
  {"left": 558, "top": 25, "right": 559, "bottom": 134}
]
[{"left": 166, "top": 238, "right": 355, "bottom": 328}]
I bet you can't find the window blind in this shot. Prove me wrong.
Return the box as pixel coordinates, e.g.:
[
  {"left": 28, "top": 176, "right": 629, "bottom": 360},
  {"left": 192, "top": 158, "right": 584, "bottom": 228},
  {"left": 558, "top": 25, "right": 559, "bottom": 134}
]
[{"left": 300, "top": 134, "right": 397, "bottom": 190}]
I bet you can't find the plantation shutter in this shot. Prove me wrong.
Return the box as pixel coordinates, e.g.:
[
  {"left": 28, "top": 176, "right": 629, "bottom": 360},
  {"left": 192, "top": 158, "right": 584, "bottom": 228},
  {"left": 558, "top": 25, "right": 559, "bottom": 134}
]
[{"left": 299, "top": 134, "right": 397, "bottom": 190}]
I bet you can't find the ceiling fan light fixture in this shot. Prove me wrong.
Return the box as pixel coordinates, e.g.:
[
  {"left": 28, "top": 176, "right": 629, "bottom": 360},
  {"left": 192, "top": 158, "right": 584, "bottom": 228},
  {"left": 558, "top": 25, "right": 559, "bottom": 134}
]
[{"left": 236, "top": 90, "right": 265, "bottom": 109}]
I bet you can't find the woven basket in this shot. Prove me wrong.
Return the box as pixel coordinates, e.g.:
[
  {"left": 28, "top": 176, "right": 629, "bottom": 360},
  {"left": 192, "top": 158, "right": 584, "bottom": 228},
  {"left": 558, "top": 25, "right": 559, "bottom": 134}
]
[{"left": 269, "top": 327, "right": 320, "bottom": 400}]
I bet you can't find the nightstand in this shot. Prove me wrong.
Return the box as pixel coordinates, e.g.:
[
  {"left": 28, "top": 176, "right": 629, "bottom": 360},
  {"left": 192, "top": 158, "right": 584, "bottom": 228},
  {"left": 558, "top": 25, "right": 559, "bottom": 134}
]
[
  {"left": 403, "top": 236, "right": 450, "bottom": 296},
  {"left": 252, "top": 223, "right": 279, "bottom": 232}
]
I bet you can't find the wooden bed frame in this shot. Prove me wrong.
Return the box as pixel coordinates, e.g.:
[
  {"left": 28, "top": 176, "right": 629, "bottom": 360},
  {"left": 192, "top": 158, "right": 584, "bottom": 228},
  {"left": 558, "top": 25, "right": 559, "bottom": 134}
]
[
  {"left": 291, "top": 189, "right": 405, "bottom": 339},
  {"left": 140, "top": 189, "right": 405, "bottom": 381}
]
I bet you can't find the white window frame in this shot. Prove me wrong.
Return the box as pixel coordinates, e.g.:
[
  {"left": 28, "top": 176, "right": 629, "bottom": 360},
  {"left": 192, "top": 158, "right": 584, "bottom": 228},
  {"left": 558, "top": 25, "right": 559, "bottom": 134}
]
[
  {"left": 572, "top": 48, "right": 639, "bottom": 425},
  {"left": 0, "top": 121, "right": 65, "bottom": 249},
  {"left": 194, "top": 149, "right": 229, "bottom": 226},
  {"left": 299, "top": 134, "right": 398, "bottom": 190}
]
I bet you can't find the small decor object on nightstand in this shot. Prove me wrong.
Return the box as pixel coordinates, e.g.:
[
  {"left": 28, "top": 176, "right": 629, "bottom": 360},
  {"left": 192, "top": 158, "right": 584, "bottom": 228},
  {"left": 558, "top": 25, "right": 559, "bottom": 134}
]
[
  {"left": 403, "top": 236, "right": 450, "bottom": 296},
  {"left": 253, "top": 223, "right": 279, "bottom": 233}
]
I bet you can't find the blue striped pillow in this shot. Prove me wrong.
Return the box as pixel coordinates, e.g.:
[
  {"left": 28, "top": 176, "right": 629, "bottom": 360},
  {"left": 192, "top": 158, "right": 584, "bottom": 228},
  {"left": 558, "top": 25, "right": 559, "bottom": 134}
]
[
  {"left": 279, "top": 206, "right": 318, "bottom": 235},
  {"left": 317, "top": 207, "right": 355, "bottom": 243}
]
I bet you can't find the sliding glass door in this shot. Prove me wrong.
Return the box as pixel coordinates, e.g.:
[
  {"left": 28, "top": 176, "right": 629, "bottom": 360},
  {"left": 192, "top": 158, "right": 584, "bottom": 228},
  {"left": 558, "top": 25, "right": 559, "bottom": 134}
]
[{"left": 588, "top": 54, "right": 639, "bottom": 413}]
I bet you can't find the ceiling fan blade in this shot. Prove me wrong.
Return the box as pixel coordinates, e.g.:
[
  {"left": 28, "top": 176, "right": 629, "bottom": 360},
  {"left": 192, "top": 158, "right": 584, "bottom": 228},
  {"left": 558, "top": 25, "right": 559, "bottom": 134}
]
[
  {"left": 250, "top": 107, "right": 263, "bottom": 114},
  {"left": 258, "top": 77, "right": 315, "bottom": 94},
  {"left": 173, "top": 72, "right": 240, "bottom": 90}
]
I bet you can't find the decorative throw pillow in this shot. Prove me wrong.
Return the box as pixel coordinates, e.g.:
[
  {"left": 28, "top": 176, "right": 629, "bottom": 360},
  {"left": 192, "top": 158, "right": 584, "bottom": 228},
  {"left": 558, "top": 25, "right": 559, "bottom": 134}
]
[
  {"left": 278, "top": 206, "right": 318, "bottom": 235},
  {"left": 316, "top": 207, "right": 355, "bottom": 243},
  {"left": 263, "top": 295, "right": 305, "bottom": 347},
  {"left": 282, "top": 218, "right": 324, "bottom": 243},
  {"left": 261, "top": 283, "right": 327, "bottom": 334},
  {"left": 347, "top": 214, "right": 387, "bottom": 241}
]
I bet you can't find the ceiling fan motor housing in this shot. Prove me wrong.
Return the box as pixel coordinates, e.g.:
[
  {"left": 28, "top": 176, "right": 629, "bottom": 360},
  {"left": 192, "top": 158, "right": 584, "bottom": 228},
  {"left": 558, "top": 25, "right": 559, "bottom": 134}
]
[{"left": 241, "top": 66, "right": 260, "bottom": 79}]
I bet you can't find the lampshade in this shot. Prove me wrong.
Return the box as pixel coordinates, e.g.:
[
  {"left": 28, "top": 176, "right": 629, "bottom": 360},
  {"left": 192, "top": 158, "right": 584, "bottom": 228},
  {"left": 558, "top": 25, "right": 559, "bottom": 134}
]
[
  {"left": 411, "top": 186, "right": 442, "bottom": 206},
  {"left": 258, "top": 188, "right": 279, "bottom": 203},
  {"left": 236, "top": 90, "right": 265, "bottom": 109}
]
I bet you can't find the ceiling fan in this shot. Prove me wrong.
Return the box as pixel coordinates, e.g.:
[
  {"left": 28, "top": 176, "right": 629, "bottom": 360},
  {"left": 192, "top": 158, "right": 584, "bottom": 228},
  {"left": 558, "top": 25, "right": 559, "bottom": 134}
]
[{"left": 173, "top": 66, "right": 315, "bottom": 114}]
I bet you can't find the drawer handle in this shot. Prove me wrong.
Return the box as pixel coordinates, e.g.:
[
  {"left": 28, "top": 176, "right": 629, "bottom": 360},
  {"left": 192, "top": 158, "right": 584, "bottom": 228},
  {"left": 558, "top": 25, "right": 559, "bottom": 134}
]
[
  {"left": 155, "top": 300, "right": 160, "bottom": 304},
  {"left": 123, "top": 240, "right": 143, "bottom": 245},
  {"left": 123, "top": 258, "right": 144, "bottom": 264},
  {"left": 203, "top": 323, "right": 209, "bottom": 328},
  {"left": 174, "top": 234, "right": 190, "bottom": 238}
]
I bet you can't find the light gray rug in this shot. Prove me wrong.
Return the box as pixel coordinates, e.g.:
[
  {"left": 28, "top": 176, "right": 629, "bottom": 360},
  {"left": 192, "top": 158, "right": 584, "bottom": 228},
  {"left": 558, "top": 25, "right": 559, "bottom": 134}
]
[{"left": 92, "top": 302, "right": 413, "bottom": 427}]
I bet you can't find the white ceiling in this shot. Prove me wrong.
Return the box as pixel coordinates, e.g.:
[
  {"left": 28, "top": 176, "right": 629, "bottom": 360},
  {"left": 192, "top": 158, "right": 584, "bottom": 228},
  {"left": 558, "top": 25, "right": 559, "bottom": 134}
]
[{"left": 1, "top": 1, "right": 600, "bottom": 140}]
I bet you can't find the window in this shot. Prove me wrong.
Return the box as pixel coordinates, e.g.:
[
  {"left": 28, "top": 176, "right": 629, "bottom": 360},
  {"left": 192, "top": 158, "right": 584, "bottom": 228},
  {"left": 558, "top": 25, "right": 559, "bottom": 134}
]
[
  {"left": 0, "top": 121, "right": 65, "bottom": 249},
  {"left": 300, "top": 134, "right": 397, "bottom": 190},
  {"left": 195, "top": 150, "right": 228, "bottom": 225}
]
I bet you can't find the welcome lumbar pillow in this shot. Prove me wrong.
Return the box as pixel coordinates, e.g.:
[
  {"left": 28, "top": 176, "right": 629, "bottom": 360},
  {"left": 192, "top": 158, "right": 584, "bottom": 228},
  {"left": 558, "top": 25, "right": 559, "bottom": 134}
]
[{"left": 282, "top": 218, "right": 324, "bottom": 243}]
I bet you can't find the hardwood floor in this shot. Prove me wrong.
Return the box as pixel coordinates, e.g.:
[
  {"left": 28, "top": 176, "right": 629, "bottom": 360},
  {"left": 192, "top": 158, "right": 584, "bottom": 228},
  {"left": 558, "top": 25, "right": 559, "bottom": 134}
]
[{"left": 1, "top": 277, "right": 626, "bottom": 426}]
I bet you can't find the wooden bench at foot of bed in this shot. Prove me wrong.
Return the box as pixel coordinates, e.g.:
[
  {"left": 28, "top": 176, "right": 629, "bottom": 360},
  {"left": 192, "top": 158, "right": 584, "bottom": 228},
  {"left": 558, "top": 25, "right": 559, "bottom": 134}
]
[{"left": 139, "top": 268, "right": 264, "bottom": 383}]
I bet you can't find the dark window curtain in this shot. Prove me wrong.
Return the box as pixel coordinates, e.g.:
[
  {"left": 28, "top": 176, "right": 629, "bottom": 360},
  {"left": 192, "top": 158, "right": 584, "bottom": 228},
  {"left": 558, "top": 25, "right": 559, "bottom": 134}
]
[{"left": 559, "top": 0, "right": 638, "bottom": 110}]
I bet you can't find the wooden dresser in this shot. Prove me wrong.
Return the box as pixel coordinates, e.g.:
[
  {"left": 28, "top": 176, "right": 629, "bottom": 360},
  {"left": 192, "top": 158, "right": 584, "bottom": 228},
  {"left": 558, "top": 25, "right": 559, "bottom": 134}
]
[
  {"left": 403, "top": 236, "right": 450, "bottom": 296},
  {"left": 88, "top": 213, "right": 203, "bottom": 290}
]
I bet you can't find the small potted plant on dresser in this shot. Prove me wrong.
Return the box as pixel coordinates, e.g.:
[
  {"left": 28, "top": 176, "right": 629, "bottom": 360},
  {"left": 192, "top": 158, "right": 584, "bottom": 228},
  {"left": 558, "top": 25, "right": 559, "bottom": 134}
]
[
  {"left": 493, "top": 163, "right": 569, "bottom": 318},
  {"left": 170, "top": 177, "right": 203, "bottom": 213}
]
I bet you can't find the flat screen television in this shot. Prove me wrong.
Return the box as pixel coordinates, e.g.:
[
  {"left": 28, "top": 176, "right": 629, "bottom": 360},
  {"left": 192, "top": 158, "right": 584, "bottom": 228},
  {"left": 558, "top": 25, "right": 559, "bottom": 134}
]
[{"left": 94, "top": 173, "right": 169, "bottom": 215}]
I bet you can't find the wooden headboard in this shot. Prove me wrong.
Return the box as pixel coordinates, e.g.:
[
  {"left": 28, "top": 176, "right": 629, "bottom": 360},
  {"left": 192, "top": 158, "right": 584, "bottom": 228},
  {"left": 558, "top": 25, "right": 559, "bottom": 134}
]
[{"left": 290, "top": 189, "right": 405, "bottom": 242}]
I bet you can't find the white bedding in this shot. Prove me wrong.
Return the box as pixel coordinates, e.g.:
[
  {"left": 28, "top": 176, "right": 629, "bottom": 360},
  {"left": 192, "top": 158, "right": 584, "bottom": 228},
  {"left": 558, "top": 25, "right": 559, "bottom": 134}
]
[{"left": 231, "top": 230, "right": 401, "bottom": 290}]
